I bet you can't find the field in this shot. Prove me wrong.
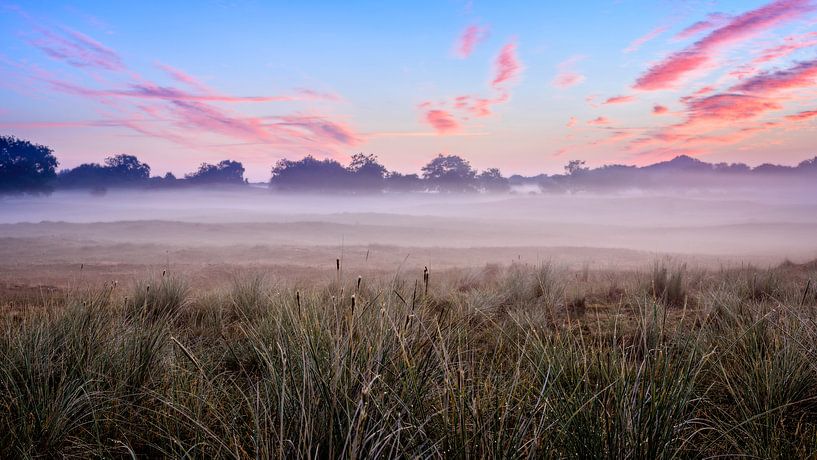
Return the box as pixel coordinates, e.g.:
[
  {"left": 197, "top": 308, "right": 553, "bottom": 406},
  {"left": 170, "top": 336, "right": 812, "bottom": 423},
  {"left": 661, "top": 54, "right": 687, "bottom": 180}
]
[
  {"left": 2, "top": 260, "right": 817, "bottom": 457},
  {"left": 2, "top": 190, "right": 817, "bottom": 457}
]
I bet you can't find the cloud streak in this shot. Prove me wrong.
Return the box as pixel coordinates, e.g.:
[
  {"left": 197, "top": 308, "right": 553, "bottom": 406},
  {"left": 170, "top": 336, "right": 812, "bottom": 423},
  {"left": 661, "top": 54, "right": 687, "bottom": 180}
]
[
  {"left": 635, "top": 0, "right": 813, "bottom": 90},
  {"left": 603, "top": 95, "right": 635, "bottom": 104},
  {"left": 492, "top": 42, "right": 522, "bottom": 88},
  {"left": 553, "top": 55, "right": 585, "bottom": 88},
  {"left": 624, "top": 25, "right": 668, "bottom": 53},
  {"left": 674, "top": 13, "right": 731, "bottom": 40},
  {"left": 30, "top": 27, "right": 124, "bottom": 71},
  {"left": 455, "top": 24, "right": 489, "bottom": 58},
  {"left": 18, "top": 26, "right": 361, "bottom": 158},
  {"left": 420, "top": 40, "right": 521, "bottom": 134},
  {"left": 731, "top": 57, "right": 817, "bottom": 94},
  {"left": 424, "top": 109, "right": 460, "bottom": 134}
]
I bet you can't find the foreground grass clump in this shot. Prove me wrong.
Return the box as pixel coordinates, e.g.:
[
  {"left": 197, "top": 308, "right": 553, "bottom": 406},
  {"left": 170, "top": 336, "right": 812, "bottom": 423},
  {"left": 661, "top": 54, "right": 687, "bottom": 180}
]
[{"left": 0, "top": 261, "right": 816, "bottom": 458}]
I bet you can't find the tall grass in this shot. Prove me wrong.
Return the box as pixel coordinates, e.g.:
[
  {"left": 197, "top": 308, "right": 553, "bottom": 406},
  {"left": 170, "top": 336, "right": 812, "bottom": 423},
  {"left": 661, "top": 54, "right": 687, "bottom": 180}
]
[{"left": 1, "top": 261, "right": 816, "bottom": 457}]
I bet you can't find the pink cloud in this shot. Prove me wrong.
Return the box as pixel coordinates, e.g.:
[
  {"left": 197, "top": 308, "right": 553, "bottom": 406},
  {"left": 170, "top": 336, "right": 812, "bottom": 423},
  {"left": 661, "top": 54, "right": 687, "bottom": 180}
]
[
  {"left": 418, "top": 40, "right": 520, "bottom": 132},
  {"left": 731, "top": 57, "right": 817, "bottom": 94},
  {"left": 453, "top": 93, "right": 508, "bottom": 118},
  {"left": 492, "top": 42, "right": 522, "bottom": 88},
  {"left": 588, "top": 116, "right": 611, "bottom": 126},
  {"left": 635, "top": 0, "right": 813, "bottom": 90},
  {"left": 30, "top": 27, "right": 124, "bottom": 71},
  {"left": 456, "top": 24, "right": 489, "bottom": 58},
  {"left": 424, "top": 109, "right": 460, "bottom": 134},
  {"left": 156, "top": 63, "right": 205, "bottom": 89},
  {"left": 46, "top": 79, "right": 331, "bottom": 103},
  {"left": 786, "top": 109, "right": 817, "bottom": 120},
  {"left": 752, "top": 31, "right": 817, "bottom": 64},
  {"left": 272, "top": 115, "right": 361, "bottom": 145},
  {"left": 19, "top": 28, "right": 361, "bottom": 157},
  {"left": 553, "top": 73, "right": 585, "bottom": 88},
  {"left": 624, "top": 25, "right": 668, "bottom": 53},
  {"left": 653, "top": 104, "right": 669, "bottom": 114},
  {"left": 674, "top": 13, "right": 731, "bottom": 40},
  {"left": 603, "top": 95, "right": 636, "bottom": 104},
  {"left": 566, "top": 116, "right": 577, "bottom": 128},
  {"left": 625, "top": 91, "right": 785, "bottom": 156},
  {"left": 687, "top": 93, "right": 782, "bottom": 120},
  {"left": 553, "top": 55, "right": 585, "bottom": 88}
]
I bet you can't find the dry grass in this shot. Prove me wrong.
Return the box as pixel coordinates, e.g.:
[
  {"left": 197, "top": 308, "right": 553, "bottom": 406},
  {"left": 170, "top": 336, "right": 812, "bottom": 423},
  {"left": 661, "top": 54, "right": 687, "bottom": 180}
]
[{"left": 0, "top": 260, "right": 816, "bottom": 458}]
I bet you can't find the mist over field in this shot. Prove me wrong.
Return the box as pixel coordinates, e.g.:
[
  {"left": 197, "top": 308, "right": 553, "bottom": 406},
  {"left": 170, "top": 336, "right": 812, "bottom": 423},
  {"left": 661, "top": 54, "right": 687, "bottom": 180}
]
[{"left": 2, "top": 183, "right": 816, "bottom": 288}]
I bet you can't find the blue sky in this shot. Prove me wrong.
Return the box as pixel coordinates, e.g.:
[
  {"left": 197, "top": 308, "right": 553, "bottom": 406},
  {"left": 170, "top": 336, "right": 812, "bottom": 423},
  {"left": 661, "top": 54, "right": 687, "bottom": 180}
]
[{"left": 2, "top": 0, "right": 817, "bottom": 180}]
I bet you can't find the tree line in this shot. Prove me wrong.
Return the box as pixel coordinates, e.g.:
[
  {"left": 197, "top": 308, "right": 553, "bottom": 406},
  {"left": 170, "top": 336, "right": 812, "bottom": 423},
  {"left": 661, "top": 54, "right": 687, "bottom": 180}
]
[{"left": 2, "top": 134, "right": 816, "bottom": 195}]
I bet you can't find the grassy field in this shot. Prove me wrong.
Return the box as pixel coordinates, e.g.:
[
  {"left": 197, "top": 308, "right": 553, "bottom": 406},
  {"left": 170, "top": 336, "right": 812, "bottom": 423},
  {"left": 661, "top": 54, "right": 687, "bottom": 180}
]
[{"left": 1, "top": 260, "right": 817, "bottom": 458}]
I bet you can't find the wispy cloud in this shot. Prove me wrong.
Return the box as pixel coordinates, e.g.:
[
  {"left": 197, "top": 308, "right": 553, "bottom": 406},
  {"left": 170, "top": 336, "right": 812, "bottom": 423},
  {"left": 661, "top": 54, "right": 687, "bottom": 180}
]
[
  {"left": 751, "top": 31, "right": 817, "bottom": 65},
  {"left": 453, "top": 93, "right": 509, "bottom": 117},
  {"left": 624, "top": 25, "right": 668, "bottom": 53},
  {"left": 17, "top": 26, "right": 361, "bottom": 157},
  {"left": 674, "top": 13, "right": 731, "bottom": 41},
  {"left": 492, "top": 42, "right": 522, "bottom": 88},
  {"left": 653, "top": 104, "right": 669, "bottom": 115},
  {"left": 455, "top": 24, "right": 489, "bottom": 58},
  {"left": 731, "top": 57, "right": 817, "bottom": 94},
  {"left": 420, "top": 39, "right": 521, "bottom": 134},
  {"left": 47, "top": 80, "right": 334, "bottom": 103},
  {"left": 786, "top": 109, "right": 817, "bottom": 120},
  {"left": 603, "top": 95, "right": 635, "bottom": 104},
  {"left": 687, "top": 93, "right": 782, "bottom": 120},
  {"left": 635, "top": 0, "right": 813, "bottom": 90},
  {"left": 29, "top": 27, "right": 124, "bottom": 71},
  {"left": 588, "top": 116, "right": 611, "bottom": 126},
  {"left": 424, "top": 109, "right": 460, "bottom": 134},
  {"left": 552, "top": 55, "right": 585, "bottom": 88}
]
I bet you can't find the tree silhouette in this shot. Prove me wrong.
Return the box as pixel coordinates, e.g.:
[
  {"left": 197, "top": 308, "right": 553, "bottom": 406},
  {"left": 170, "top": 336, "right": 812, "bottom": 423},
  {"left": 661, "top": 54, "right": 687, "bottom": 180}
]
[
  {"left": 186, "top": 160, "right": 246, "bottom": 184},
  {"left": 347, "top": 153, "right": 387, "bottom": 192},
  {"left": 57, "top": 154, "right": 150, "bottom": 188},
  {"left": 104, "top": 154, "right": 150, "bottom": 182},
  {"left": 0, "top": 135, "right": 59, "bottom": 194},
  {"left": 385, "top": 171, "right": 423, "bottom": 192},
  {"left": 477, "top": 168, "right": 510, "bottom": 193},
  {"left": 421, "top": 154, "right": 477, "bottom": 192},
  {"left": 564, "top": 159, "right": 588, "bottom": 175},
  {"left": 270, "top": 155, "right": 351, "bottom": 191}
]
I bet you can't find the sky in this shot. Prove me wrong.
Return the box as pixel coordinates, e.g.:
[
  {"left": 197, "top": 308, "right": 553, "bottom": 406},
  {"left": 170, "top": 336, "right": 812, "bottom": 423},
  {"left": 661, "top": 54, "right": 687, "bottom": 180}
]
[{"left": 1, "top": 0, "right": 817, "bottom": 181}]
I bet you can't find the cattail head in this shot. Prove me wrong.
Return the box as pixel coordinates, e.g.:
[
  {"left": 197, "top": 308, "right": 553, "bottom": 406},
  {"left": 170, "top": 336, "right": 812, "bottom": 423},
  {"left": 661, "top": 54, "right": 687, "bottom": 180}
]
[
  {"left": 162, "top": 269, "right": 166, "bottom": 277},
  {"left": 336, "top": 258, "right": 340, "bottom": 271},
  {"left": 351, "top": 294, "right": 356, "bottom": 312},
  {"left": 357, "top": 275, "right": 362, "bottom": 291}
]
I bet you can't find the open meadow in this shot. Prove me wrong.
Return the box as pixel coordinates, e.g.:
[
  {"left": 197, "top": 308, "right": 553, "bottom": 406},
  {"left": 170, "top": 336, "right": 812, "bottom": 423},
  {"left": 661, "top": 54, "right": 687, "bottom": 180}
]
[{"left": 1, "top": 190, "right": 817, "bottom": 457}]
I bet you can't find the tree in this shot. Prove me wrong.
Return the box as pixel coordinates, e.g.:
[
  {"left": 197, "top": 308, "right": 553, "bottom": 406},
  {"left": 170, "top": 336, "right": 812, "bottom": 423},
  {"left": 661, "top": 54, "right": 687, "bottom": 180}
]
[
  {"left": 797, "top": 156, "right": 817, "bottom": 173},
  {"left": 347, "top": 153, "right": 387, "bottom": 192},
  {"left": 421, "top": 154, "right": 477, "bottom": 192},
  {"left": 57, "top": 153, "right": 151, "bottom": 188},
  {"left": 0, "top": 135, "right": 59, "bottom": 194},
  {"left": 477, "top": 168, "right": 510, "bottom": 193},
  {"left": 270, "top": 155, "right": 351, "bottom": 191},
  {"left": 104, "top": 154, "right": 151, "bottom": 182},
  {"left": 564, "top": 159, "right": 588, "bottom": 175},
  {"left": 385, "top": 171, "right": 424, "bottom": 192},
  {"left": 185, "top": 160, "right": 246, "bottom": 184}
]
